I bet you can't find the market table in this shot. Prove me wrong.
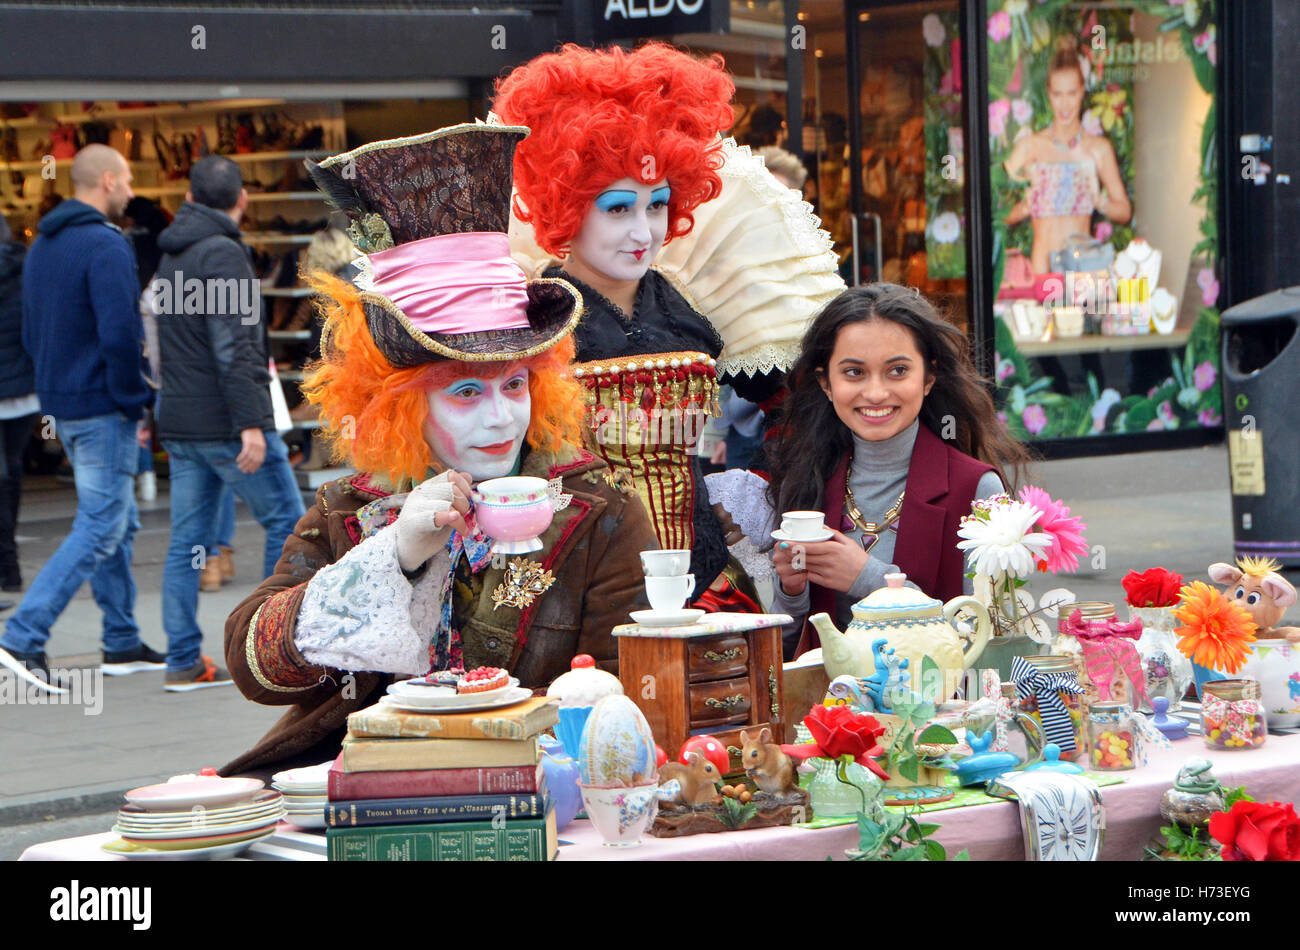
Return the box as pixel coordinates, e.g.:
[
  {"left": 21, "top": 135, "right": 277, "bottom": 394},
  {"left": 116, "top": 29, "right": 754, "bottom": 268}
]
[{"left": 19, "top": 733, "right": 1300, "bottom": 861}]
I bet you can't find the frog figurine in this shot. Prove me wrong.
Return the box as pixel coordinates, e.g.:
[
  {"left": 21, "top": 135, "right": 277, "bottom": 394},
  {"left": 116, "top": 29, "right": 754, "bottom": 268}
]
[{"left": 1159, "top": 758, "right": 1226, "bottom": 830}]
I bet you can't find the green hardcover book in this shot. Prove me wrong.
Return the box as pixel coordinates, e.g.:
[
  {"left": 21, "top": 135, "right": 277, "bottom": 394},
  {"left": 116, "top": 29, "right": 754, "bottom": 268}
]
[{"left": 326, "top": 807, "right": 557, "bottom": 861}]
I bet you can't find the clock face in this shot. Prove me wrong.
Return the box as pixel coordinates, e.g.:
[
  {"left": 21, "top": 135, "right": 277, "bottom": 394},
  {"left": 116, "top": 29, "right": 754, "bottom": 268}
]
[
  {"left": 991, "top": 771, "right": 1104, "bottom": 861},
  {"left": 1025, "top": 778, "right": 1103, "bottom": 861}
]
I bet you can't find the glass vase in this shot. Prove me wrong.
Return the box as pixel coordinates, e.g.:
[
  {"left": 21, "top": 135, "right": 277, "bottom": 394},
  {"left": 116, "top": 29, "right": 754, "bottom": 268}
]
[
  {"left": 800, "top": 756, "right": 884, "bottom": 820},
  {"left": 1130, "top": 605, "right": 1193, "bottom": 713}
]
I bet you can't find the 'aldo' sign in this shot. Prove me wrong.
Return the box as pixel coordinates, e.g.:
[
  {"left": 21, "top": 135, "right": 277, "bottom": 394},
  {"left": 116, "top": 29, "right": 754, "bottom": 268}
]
[{"left": 588, "top": 0, "right": 729, "bottom": 41}]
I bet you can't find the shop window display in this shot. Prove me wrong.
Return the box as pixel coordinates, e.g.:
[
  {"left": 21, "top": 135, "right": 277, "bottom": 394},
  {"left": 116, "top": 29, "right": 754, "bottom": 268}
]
[{"left": 985, "top": 0, "right": 1221, "bottom": 441}]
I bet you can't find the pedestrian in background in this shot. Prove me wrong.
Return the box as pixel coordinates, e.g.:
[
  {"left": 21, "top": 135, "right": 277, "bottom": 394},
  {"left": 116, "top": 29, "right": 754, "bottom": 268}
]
[
  {"left": 124, "top": 195, "right": 171, "bottom": 504},
  {"left": 0, "top": 215, "right": 37, "bottom": 598},
  {"left": 155, "top": 155, "right": 304, "bottom": 692},
  {"left": 0, "top": 145, "right": 165, "bottom": 687}
]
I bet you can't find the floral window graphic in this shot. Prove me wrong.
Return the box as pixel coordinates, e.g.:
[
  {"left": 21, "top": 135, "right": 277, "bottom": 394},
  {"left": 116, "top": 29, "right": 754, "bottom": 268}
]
[{"left": 979, "top": 0, "right": 1221, "bottom": 441}]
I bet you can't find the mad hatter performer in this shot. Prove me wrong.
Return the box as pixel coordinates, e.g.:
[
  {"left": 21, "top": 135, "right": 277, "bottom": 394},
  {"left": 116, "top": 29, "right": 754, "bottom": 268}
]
[
  {"left": 494, "top": 43, "right": 843, "bottom": 607},
  {"left": 219, "top": 124, "right": 655, "bottom": 778}
]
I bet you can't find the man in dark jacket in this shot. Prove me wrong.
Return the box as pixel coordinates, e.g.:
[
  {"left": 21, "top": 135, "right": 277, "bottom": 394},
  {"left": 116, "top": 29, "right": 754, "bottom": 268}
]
[
  {"left": 0, "top": 145, "right": 166, "bottom": 689},
  {"left": 154, "top": 155, "right": 304, "bottom": 692},
  {"left": 0, "top": 215, "right": 37, "bottom": 598}
]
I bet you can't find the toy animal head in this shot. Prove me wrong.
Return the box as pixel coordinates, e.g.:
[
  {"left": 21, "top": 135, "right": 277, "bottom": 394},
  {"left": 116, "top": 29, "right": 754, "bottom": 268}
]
[
  {"left": 1208, "top": 557, "right": 1296, "bottom": 632},
  {"left": 683, "top": 750, "right": 722, "bottom": 783},
  {"left": 739, "top": 728, "right": 775, "bottom": 769}
]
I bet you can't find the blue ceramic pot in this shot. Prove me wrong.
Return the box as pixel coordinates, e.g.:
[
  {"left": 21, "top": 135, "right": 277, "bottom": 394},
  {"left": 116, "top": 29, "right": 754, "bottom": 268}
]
[
  {"left": 538, "top": 736, "right": 582, "bottom": 830},
  {"left": 554, "top": 705, "right": 593, "bottom": 761}
]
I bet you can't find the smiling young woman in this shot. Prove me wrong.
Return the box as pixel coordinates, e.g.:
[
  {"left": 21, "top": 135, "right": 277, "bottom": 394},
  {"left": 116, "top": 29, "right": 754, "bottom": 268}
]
[{"left": 761, "top": 283, "right": 1033, "bottom": 657}]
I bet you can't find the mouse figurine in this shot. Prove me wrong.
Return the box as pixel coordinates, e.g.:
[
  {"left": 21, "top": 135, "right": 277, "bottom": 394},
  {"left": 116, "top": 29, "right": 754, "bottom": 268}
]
[
  {"left": 739, "top": 728, "right": 797, "bottom": 796},
  {"left": 658, "top": 751, "right": 722, "bottom": 807}
]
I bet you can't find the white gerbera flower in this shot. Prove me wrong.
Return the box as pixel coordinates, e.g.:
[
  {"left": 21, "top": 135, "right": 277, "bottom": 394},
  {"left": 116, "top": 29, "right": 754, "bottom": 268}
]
[
  {"left": 932, "top": 211, "right": 961, "bottom": 244},
  {"left": 957, "top": 500, "right": 1052, "bottom": 581}
]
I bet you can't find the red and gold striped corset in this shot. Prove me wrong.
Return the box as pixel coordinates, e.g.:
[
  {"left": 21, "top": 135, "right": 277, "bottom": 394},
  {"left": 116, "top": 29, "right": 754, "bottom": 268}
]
[{"left": 572, "top": 352, "right": 721, "bottom": 552}]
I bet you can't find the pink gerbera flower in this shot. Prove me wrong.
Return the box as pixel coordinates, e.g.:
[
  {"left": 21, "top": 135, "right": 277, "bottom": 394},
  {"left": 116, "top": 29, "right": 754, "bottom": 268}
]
[{"left": 1019, "top": 485, "right": 1088, "bottom": 574}]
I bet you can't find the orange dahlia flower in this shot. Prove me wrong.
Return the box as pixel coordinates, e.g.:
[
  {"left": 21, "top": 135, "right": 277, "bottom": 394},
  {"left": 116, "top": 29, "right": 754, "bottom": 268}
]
[{"left": 1173, "top": 580, "right": 1257, "bottom": 675}]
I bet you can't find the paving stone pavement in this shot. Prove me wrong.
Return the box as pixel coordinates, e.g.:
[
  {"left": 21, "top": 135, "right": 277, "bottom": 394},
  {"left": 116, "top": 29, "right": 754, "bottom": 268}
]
[{"left": 0, "top": 444, "right": 1254, "bottom": 838}]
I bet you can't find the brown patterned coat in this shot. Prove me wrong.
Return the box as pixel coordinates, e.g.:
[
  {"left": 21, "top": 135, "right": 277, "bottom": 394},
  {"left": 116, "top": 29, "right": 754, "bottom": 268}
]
[{"left": 218, "top": 445, "right": 654, "bottom": 777}]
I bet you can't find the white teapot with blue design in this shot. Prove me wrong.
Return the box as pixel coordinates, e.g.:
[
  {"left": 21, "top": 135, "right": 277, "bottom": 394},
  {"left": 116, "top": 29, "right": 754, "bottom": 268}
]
[{"left": 810, "top": 573, "right": 992, "bottom": 700}]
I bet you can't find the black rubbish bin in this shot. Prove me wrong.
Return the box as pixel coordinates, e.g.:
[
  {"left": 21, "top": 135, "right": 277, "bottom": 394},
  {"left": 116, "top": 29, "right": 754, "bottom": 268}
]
[{"left": 1221, "top": 287, "right": 1300, "bottom": 566}]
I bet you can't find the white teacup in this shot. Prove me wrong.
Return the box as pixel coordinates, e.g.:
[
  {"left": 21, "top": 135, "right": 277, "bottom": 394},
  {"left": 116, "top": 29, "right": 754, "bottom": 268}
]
[
  {"left": 645, "top": 574, "right": 694, "bottom": 612},
  {"left": 640, "top": 549, "right": 691, "bottom": 577},
  {"left": 781, "top": 510, "right": 827, "bottom": 540}
]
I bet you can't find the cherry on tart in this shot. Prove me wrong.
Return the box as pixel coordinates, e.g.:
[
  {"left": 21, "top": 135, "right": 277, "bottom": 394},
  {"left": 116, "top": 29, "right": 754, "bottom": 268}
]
[{"left": 457, "top": 666, "right": 509, "bottom": 694}]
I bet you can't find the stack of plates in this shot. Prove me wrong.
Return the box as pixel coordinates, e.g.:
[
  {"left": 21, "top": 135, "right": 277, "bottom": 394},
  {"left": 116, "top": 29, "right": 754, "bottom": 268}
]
[
  {"left": 273, "top": 762, "right": 331, "bottom": 830},
  {"left": 105, "top": 778, "right": 283, "bottom": 860}
]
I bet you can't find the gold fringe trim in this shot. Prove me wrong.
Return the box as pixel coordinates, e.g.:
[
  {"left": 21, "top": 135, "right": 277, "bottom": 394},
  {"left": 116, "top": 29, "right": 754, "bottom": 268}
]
[{"left": 244, "top": 602, "right": 317, "bottom": 694}]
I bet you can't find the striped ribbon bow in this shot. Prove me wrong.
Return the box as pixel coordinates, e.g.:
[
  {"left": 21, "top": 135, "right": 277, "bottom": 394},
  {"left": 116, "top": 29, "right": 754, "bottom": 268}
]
[{"left": 1011, "top": 656, "right": 1083, "bottom": 751}]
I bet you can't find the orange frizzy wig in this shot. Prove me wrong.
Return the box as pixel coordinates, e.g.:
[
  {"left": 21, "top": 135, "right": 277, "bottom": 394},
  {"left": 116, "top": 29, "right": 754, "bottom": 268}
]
[
  {"left": 300, "top": 272, "right": 586, "bottom": 487},
  {"left": 492, "top": 42, "right": 735, "bottom": 257}
]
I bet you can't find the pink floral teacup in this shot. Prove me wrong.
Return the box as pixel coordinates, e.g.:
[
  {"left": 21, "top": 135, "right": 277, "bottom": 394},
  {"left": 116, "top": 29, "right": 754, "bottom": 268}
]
[{"left": 473, "top": 476, "right": 554, "bottom": 554}]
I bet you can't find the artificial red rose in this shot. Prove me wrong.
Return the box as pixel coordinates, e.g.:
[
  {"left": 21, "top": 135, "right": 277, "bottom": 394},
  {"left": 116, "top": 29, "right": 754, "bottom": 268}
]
[
  {"left": 782, "top": 705, "right": 889, "bottom": 778},
  {"left": 1209, "top": 800, "right": 1300, "bottom": 861},
  {"left": 1122, "top": 567, "right": 1184, "bottom": 608}
]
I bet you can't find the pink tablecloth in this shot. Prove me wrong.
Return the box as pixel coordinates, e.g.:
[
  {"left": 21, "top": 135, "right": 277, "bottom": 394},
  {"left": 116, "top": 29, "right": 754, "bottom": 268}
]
[
  {"left": 557, "top": 733, "right": 1300, "bottom": 861},
  {"left": 21, "top": 735, "right": 1300, "bottom": 861}
]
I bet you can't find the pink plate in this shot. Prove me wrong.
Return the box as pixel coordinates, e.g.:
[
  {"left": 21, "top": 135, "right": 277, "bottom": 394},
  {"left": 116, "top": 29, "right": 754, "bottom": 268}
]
[{"left": 124, "top": 777, "right": 264, "bottom": 812}]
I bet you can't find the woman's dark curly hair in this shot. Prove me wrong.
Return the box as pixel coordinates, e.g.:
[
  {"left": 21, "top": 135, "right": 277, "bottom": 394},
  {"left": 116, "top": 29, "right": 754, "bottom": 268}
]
[{"left": 764, "top": 283, "right": 1032, "bottom": 516}]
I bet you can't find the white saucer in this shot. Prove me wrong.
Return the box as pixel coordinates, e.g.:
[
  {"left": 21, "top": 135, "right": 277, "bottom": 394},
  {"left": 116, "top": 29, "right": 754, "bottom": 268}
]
[
  {"left": 379, "top": 685, "right": 533, "bottom": 714},
  {"left": 771, "top": 528, "right": 833, "bottom": 544},
  {"left": 629, "top": 608, "right": 706, "bottom": 628}
]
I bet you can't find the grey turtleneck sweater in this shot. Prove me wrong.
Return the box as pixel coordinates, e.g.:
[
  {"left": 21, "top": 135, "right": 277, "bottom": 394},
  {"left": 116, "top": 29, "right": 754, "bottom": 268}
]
[{"left": 771, "top": 419, "right": 1004, "bottom": 651}]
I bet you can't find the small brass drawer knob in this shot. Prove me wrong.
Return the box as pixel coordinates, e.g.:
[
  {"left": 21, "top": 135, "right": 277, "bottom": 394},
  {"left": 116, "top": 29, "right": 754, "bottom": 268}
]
[{"left": 703, "top": 647, "right": 742, "bottom": 663}]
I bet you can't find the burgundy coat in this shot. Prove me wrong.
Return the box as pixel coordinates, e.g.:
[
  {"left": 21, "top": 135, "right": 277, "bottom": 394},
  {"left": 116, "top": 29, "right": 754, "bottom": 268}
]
[{"left": 799, "top": 423, "right": 996, "bottom": 654}]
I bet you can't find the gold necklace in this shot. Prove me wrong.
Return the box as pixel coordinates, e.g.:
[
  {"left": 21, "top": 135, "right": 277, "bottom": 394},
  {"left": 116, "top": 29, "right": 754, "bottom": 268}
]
[{"left": 843, "top": 449, "right": 905, "bottom": 553}]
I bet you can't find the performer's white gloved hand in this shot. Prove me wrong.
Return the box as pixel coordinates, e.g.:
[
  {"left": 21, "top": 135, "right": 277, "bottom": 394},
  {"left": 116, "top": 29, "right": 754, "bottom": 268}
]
[{"left": 394, "top": 470, "right": 473, "bottom": 574}]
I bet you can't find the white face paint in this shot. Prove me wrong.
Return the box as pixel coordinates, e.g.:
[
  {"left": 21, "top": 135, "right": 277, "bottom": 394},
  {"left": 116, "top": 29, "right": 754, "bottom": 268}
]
[
  {"left": 423, "top": 367, "right": 531, "bottom": 482},
  {"left": 568, "top": 177, "right": 671, "bottom": 283}
]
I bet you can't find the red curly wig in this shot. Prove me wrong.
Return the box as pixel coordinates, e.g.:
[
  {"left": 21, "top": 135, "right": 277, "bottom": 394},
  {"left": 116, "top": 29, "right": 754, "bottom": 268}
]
[
  {"left": 492, "top": 42, "right": 735, "bottom": 257},
  {"left": 301, "top": 272, "right": 587, "bottom": 487}
]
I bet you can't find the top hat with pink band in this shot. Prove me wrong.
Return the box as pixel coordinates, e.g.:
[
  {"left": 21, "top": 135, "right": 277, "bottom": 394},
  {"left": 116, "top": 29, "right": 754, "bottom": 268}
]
[{"left": 304, "top": 124, "right": 581, "bottom": 367}]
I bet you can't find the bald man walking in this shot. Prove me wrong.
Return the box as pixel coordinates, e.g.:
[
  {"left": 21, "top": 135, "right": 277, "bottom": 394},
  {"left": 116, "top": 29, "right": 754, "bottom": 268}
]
[{"left": 0, "top": 145, "right": 166, "bottom": 690}]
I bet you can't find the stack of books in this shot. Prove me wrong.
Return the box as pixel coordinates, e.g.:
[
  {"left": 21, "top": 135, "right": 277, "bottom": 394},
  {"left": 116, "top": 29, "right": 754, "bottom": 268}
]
[{"left": 325, "top": 695, "right": 561, "bottom": 861}]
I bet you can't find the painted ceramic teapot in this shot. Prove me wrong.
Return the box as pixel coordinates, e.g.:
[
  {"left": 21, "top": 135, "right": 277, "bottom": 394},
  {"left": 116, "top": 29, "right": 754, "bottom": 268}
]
[{"left": 810, "top": 573, "right": 992, "bottom": 700}]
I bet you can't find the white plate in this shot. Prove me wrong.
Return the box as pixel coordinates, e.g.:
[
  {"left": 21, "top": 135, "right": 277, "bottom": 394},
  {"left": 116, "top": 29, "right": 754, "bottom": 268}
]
[
  {"left": 271, "top": 762, "right": 333, "bottom": 791},
  {"left": 102, "top": 829, "right": 275, "bottom": 861},
  {"left": 124, "top": 777, "right": 264, "bottom": 812},
  {"left": 284, "top": 813, "right": 326, "bottom": 830},
  {"left": 629, "top": 608, "right": 706, "bottom": 628},
  {"left": 115, "top": 806, "right": 283, "bottom": 831},
  {"left": 387, "top": 676, "right": 520, "bottom": 707},
  {"left": 770, "top": 528, "right": 833, "bottom": 544},
  {"left": 378, "top": 685, "right": 533, "bottom": 715},
  {"left": 114, "top": 812, "right": 283, "bottom": 840}
]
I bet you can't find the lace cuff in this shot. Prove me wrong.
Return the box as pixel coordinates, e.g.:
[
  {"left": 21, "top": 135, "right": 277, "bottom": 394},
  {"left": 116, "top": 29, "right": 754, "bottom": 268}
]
[
  {"left": 704, "top": 469, "right": 778, "bottom": 552},
  {"left": 294, "top": 527, "right": 449, "bottom": 676}
]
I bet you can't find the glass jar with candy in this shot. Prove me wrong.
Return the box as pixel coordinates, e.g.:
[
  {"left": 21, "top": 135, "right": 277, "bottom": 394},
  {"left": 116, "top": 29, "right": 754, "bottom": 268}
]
[
  {"left": 1085, "top": 701, "right": 1142, "bottom": 770},
  {"left": 1009, "top": 655, "right": 1086, "bottom": 761},
  {"left": 1200, "top": 679, "right": 1267, "bottom": 751}
]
